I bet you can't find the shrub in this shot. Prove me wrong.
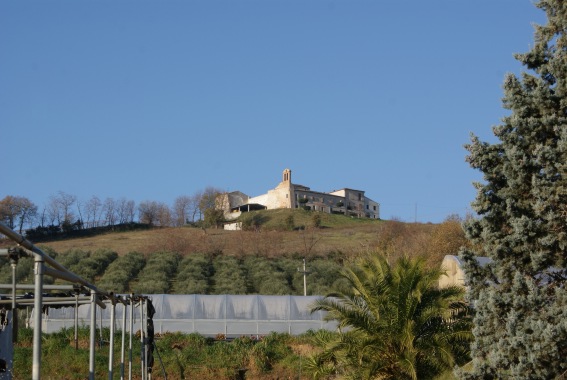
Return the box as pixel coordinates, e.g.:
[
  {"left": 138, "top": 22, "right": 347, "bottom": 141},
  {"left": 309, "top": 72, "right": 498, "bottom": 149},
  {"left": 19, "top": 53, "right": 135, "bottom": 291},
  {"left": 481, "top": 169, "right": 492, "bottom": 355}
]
[
  {"left": 241, "top": 213, "right": 265, "bottom": 231},
  {"left": 0, "top": 256, "right": 34, "bottom": 285},
  {"left": 311, "top": 213, "right": 321, "bottom": 228},
  {"left": 173, "top": 254, "right": 212, "bottom": 294},
  {"left": 242, "top": 256, "right": 292, "bottom": 295},
  {"left": 285, "top": 215, "right": 295, "bottom": 231},
  {"left": 98, "top": 251, "right": 146, "bottom": 293},
  {"left": 58, "top": 248, "right": 89, "bottom": 268},
  {"left": 68, "top": 249, "right": 118, "bottom": 283},
  {"left": 133, "top": 252, "right": 179, "bottom": 294},
  {"left": 211, "top": 256, "right": 247, "bottom": 294},
  {"left": 252, "top": 333, "right": 293, "bottom": 372}
]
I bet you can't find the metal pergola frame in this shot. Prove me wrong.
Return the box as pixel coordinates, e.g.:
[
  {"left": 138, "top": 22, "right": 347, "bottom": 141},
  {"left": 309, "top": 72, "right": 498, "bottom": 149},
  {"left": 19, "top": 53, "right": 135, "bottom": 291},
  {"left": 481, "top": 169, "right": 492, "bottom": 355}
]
[{"left": 0, "top": 221, "right": 154, "bottom": 380}]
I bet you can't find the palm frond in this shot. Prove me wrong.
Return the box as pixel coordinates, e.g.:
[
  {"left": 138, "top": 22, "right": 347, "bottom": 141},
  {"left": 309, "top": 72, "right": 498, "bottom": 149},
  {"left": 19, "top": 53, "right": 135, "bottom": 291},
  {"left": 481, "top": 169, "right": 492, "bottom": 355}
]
[{"left": 306, "top": 254, "right": 472, "bottom": 380}]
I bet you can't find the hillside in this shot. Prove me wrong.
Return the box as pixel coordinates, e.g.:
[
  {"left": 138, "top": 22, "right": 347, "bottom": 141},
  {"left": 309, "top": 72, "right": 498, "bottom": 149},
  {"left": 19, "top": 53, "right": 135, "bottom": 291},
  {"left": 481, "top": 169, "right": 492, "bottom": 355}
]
[
  {"left": 31, "top": 209, "right": 457, "bottom": 258},
  {"left": 41, "top": 209, "right": 387, "bottom": 257},
  {"left": 0, "top": 209, "right": 469, "bottom": 295}
]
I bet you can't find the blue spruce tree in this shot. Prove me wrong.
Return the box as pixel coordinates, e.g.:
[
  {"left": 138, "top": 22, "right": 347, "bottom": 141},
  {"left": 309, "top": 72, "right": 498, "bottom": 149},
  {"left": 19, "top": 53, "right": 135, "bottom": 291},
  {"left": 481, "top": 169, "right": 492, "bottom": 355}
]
[{"left": 459, "top": 1, "right": 567, "bottom": 379}]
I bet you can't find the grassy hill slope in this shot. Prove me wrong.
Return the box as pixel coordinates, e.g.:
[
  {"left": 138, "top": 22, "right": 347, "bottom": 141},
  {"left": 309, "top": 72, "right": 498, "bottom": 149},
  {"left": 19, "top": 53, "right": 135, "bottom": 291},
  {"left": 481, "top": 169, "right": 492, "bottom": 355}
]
[
  {"left": 31, "top": 209, "right": 432, "bottom": 257},
  {"left": 0, "top": 209, "right": 469, "bottom": 295}
]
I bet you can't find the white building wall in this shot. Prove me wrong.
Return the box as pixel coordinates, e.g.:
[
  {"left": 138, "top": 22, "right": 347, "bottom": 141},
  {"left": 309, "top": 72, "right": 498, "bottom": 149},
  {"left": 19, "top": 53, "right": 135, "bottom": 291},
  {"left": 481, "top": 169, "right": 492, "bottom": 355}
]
[
  {"left": 439, "top": 255, "right": 492, "bottom": 289},
  {"left": 224, "top": 222, "right": 242, "bottom": 231},
  {"left": 224, "top": 211, "right": 242, "bottom": 221},
  {"left": 439, "top": 255, "right": 466, "bottom": 288},
  {"left": 329, "top": 189, "right": 346, "bottom": 197},
  {"left": 249, "top": 188, "right": 291, "bottom": 210},
  {"left": 267, "top": 187, "right": 292, "bottom": 209},
  {"left": 220, "top": 170, "right": 379, "bottom": 219},
  {"left": 248, "top": 193, "right": 270, "bottom": 207}
]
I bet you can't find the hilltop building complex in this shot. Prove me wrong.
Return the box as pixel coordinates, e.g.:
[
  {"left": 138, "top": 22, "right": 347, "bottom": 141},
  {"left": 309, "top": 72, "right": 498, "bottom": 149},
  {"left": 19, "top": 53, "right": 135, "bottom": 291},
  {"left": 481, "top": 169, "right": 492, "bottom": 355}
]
[{"left": 219, "top": 169, "right": 380, "bottom": 220}]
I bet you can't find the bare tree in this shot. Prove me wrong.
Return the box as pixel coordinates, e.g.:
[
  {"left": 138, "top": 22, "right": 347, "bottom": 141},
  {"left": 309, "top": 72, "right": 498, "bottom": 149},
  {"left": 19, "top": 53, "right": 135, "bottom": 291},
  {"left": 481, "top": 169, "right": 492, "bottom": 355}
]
[
  {"left": 38, "top": 206, "right": 49, "bottom": 227},
  {"left": 121, "top": 199, "right": 136, "bottom": 223},
  {"left": 138, "top": 200, "right": 159, "bottom": 226},
  {"left": 48, "top": 191, "right": 77, "bottom": 225},
  {"left": 58, "top": 191, "right": 77, "bottom": 223},
  {"left": 156, "top": 203, "right": 172, "bottom": 226},
  {"left": 139, "top": 200, "right": 171, "bottom": 226},
  {"left": 189, "top": 191, "right": 202, "bottom": 222},
  {"left": 301, "top": 227, "right": 321, "bottom": 257},
  {"left": 76, "top": 198, "right": 84, "bottom": 229},
  {"left": 173, "top": 195, "right": 191, "bottom": 226},
  {"left": 37, "top": 204, "right": 59, "bottom": 227},
  {"left": 125, "top": 200, "right": 136, "bottom": 223},
  {"left": 85, "top": 196, "right": 102, "bottom": 228},
  {"left": 46, "top": 197, "right": 61, "bottom": 225},
  {"left": 102, "top": 197, "right": 117, "bottom": 226},
  {"left": 116, "top": 198, "right": 135, "bottom": 224}
]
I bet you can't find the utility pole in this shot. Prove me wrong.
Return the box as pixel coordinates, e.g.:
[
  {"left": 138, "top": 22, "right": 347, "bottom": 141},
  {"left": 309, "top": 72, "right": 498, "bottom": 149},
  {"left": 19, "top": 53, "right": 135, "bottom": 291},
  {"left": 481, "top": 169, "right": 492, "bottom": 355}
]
[
  {"left": 297, "top": 259, "right": 310, "bottom": 296},
  {"left": 414, "top": 203, "right": 417, "bottom": 223}
]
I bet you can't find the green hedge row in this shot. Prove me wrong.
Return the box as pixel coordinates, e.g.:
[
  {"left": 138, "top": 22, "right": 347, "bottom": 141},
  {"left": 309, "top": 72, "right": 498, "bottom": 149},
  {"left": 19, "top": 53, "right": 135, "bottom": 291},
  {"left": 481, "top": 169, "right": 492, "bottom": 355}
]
[{"left": 4, "top": 248, "right": 345, "bottom": 296}]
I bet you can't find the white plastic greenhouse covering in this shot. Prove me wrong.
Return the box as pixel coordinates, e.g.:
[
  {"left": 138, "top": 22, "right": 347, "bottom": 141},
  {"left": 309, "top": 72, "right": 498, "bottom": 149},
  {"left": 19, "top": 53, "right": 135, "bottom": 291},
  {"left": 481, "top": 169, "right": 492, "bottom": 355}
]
[{"left": 41, "top": 294, "right": 339, "bottom": 337}]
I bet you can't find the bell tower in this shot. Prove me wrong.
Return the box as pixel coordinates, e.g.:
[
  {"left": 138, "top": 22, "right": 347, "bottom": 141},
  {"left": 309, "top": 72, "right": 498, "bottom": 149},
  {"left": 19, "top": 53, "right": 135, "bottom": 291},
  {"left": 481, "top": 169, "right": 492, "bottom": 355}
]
[{"left": 282, "top": 168, "right": 292, "bottom": 184}]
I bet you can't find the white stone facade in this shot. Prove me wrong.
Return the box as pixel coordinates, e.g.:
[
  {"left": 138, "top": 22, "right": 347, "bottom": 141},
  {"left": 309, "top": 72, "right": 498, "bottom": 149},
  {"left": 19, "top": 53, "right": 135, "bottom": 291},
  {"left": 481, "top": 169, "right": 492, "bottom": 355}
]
[
  {"left": 438, "top": 255, "right": 466, "bottom": 288},
  {"left": 221, "top": 169, "right": 380, "bottom": 220}
]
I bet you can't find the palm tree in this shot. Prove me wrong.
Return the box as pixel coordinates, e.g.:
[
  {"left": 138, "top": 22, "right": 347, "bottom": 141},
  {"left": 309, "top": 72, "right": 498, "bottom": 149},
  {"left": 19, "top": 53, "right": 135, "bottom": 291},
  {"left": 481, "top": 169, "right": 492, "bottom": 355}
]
[{"left": 307, "top": 255, "right": 472, "bottom": 380}]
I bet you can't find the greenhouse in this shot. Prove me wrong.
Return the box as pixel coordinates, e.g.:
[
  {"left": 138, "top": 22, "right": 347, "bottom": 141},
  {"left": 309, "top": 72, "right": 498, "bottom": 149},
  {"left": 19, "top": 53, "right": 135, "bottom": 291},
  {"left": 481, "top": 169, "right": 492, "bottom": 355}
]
[{"left": 42, "top": 294, "right": 338, "bottom": 337}]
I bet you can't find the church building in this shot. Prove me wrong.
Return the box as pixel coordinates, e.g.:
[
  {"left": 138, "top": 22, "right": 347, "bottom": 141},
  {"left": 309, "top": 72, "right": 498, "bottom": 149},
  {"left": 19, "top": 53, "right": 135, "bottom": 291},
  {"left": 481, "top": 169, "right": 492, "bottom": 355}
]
[{"left": 218, "top": 169, "right": 380, "bottom": 220}]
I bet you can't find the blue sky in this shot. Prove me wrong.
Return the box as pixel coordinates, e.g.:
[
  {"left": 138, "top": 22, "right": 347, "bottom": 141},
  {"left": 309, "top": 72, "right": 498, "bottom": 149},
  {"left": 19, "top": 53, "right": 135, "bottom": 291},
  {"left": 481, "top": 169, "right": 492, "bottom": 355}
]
[{"left": 0, "top": 0, "right": 546, "bottom": 223}]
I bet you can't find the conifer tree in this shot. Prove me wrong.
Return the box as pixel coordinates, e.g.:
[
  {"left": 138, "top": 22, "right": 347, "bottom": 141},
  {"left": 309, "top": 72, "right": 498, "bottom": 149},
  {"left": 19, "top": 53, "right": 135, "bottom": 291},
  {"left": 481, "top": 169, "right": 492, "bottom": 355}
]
[{"left": 460, "top": 1, "right": 567, "bottom": 378}]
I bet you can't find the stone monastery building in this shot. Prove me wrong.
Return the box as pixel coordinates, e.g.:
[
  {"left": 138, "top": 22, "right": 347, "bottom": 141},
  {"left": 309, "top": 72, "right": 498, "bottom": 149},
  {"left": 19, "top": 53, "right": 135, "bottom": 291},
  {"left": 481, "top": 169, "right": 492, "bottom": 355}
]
[{"left": 219, "top": 169, "right": 380, "bottom": 220}]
